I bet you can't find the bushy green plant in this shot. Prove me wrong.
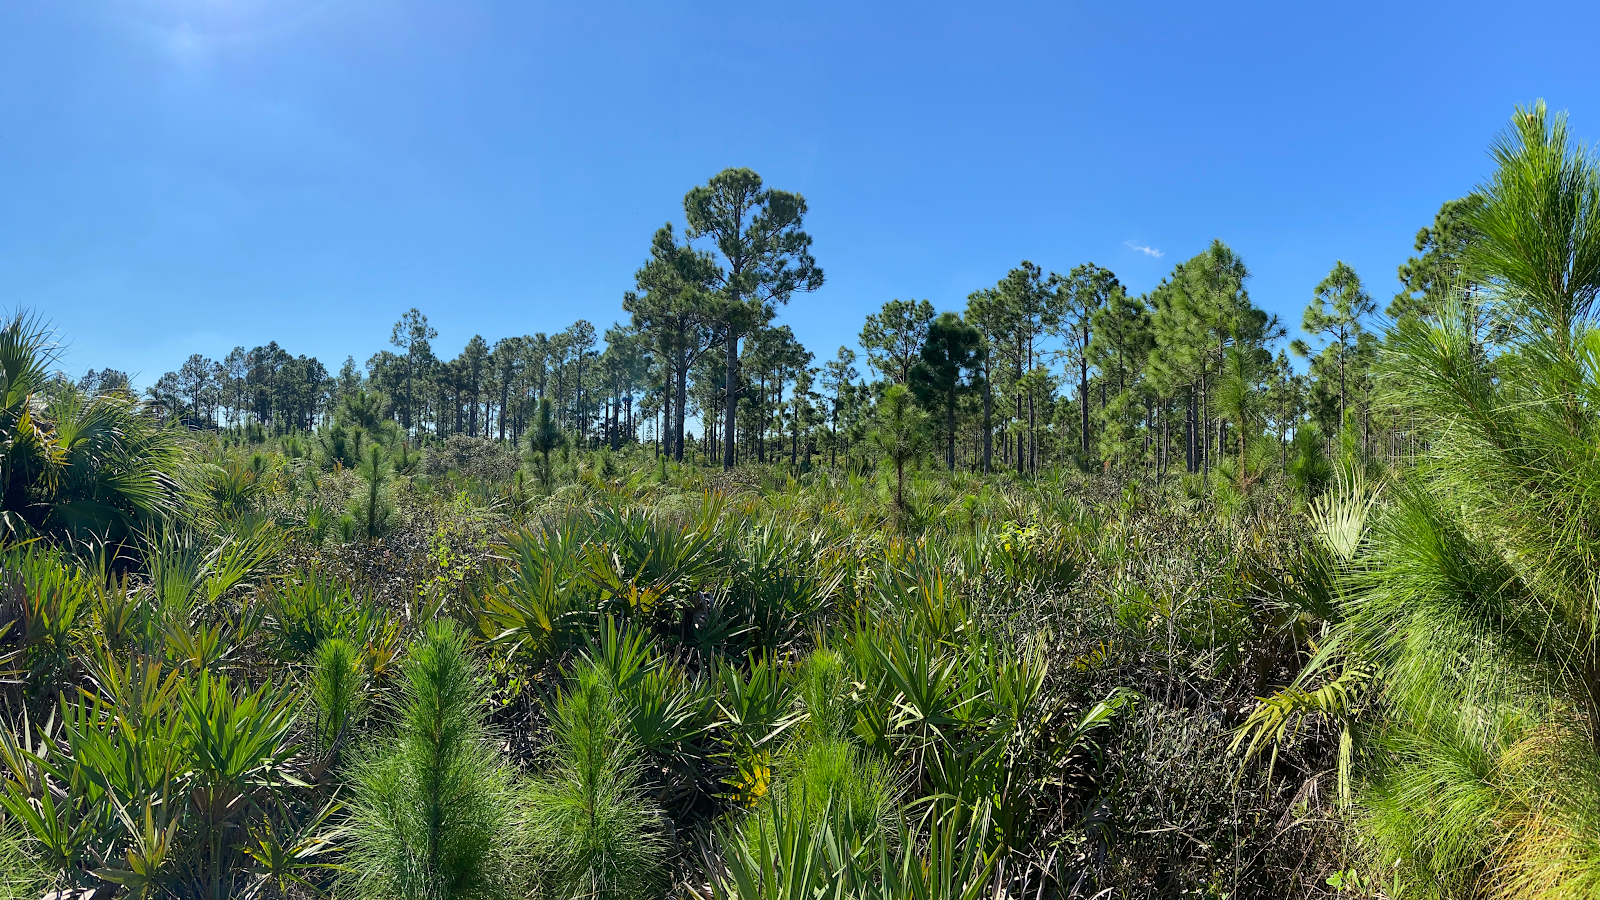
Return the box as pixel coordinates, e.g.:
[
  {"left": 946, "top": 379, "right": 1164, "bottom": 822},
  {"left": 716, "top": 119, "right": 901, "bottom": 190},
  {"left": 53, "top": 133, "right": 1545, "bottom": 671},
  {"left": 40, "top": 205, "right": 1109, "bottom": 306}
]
[
  {"left": 870, "top": 384, "right": 929, "bottom": 519},
  {"left": 0, "top": 544, "right": 91, "bottom": 705},
  {"left": 796, "top": 648, "right": 853, "bottom": 742},
  {"left": 304, "top": 501, "right": 334, "bottom": 544},
  {"left": 758, "top": 737, "right": 894, "bottom": 850},
  {"left": 308, "top": 637, "right": 364, "bottom": 761},
  {"left": 264, "top": 566, "right": 361, "bottom": 662},
  {"left": 529, "top": 398, "right": 565, "bottom": 489},
  {"left": 343, "top": 620, "right": 524, "bottom": 900},
  {"left": 0, "top": 312, "right": 191, "bottom": 543},
  {"left": 0, "top": 822, "right": 51, "bottom": 900},
  {"left": 349, "top": 444, "right": 394, "bottom": 540},
  {"left": 525, "top": 664, "right": 669, "bottom": 900},
  {"left": 715, "top": 797, "right": 995, "bottom": 900},
  {"left": 1326, "top": 103, "right": 1600, "bottom": 897},
  {"left": 0, "top": 650, "right": 309, "bottom": 898},
  {"left": 578, "top": 620, "right": 712, "bottom": 809}
]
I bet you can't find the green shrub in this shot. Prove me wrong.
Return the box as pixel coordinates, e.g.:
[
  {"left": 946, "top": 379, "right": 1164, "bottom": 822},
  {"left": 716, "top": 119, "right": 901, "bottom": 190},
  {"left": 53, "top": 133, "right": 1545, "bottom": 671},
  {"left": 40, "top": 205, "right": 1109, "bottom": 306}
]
[
  {"left": 263, "top": 567, "right": 361, "bottom": 661},
  {"left": 343, "top": 620, "right": 524, "bottom": 900},
  {"left": 525, "top": 664, "right": 669, "bottom": 900},
  {"left": 308, "top": 637, "right": 364, "bottom": 760}
]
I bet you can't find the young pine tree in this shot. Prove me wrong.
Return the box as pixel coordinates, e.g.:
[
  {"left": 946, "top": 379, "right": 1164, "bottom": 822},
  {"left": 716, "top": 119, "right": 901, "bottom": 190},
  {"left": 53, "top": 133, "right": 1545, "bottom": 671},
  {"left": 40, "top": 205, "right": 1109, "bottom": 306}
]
[
  {"left": 350, "top": 444, "right": 393, "bottom": 540},
  {"left": 1338, "top": 102, "right": 1600, "bottom": 898},
  {"left": 309, "top": 637, "right": 364, "bottom": 763},
  {"left": 870, "top": 383, "right": 929, "bottom": 517},
  {"left": 525, "top": 664, "right": 668, "bottom": 900},
  {"left": 528, "top": 397, "right": 564, "bottom": 489},
  {"left": 344, "top": 621, "right": 524, "bottom": 900}
]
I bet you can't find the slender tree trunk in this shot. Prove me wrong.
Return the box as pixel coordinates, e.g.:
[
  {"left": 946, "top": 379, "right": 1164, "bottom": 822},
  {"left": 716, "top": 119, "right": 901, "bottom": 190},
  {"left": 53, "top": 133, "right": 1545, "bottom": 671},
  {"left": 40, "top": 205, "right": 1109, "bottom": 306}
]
[
  {"left": 403, "top": 353, "right": 413, "bottom": 431},
  {"left": 663, "top": 363, "right": 676, "bottom": 461},
  {"left": 831, "top": 400, "right": 839, "bottom": 468},
  {"left": 1239, "top": 422, "right": 1247, "bottom": 478},
  {"left": 1339, "top": 336, "right": 1347, "bottom": 430},
  {"left": 1143, "top": 397, "right": 1152, "bottom": 465},
  {"left": 982, "top": 367, "right": 993, "bottom": 474},
  {"left": 895, "top": 457, "right": 905, "bottom": 513},
  {"left": 1027, "top": 333, "right": 1036, "bottom": 474},
  {"left": 674, "top": 347, "right": 689, "bottom": 462},
  {"left": 1215, "top": 337, "right": 1225, "bottom": 466},
  {"left": 1186, "top": 385, "right": 1197, "bottom": 473},
  {"left": 946, "top": 394, "right": 956, "bottom": 471},
  {"left": 1080, "top": 325, "right": 1090, "bottom": 457},
  {"left": 723, "top": 332, "right": 739, "bottom": 470},
  {"left": 498, "top": 377, "right": 509, "bottom": 441},
  {"left": 1161, "top": 401, "right": 1170, "bottom": 478},
  {"left": 1015, "top": 390, "right": 1024, "bottom": 478},
  {"left": 1281, "top": 397, "right": 1289, "bottom": 472}
]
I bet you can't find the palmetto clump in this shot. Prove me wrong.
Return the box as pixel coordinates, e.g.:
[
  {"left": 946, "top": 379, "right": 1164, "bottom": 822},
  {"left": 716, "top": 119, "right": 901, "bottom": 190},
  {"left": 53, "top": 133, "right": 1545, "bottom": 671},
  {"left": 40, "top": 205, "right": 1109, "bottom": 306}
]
[{"left": 0, "top": 312, "right": 190, "bottom": 543}]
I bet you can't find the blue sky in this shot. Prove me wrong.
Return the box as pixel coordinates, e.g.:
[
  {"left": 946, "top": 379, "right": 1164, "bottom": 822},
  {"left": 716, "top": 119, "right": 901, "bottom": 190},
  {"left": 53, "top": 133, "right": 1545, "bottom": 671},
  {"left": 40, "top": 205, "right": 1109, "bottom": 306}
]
[{"left": 3, "top": 1, "right": 1598, "bottom": 388}]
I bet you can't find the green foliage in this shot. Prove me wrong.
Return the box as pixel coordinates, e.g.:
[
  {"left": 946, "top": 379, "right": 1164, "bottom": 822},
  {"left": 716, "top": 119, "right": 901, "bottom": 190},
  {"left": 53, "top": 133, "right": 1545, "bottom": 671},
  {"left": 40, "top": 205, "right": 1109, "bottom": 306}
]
[
  {"left": 1301, "top": 101, "right": 1600, "bottom": 898},
  {"left": 525, "top": 663, "right": 669, "bottom": 900},
  {"left": 0, "top": 822, "right": 51, "bottom": 900},
  {"left": 344, "top": 620, "right": 524, "bottom": 900},
  {"left": 528, "top": 397, "right": 565, "bottom": 488},
  {"left": 264, "top": 566, "right": 371, "bottom": 662},
  {"left": 20, "top": 112, "right": 1567, "bottom": 898},
  {"left": 0, "top": 312, "right": 190, "bottom": 542},
  {"left": 714, "top": 798, "right": 996, "bottom": 900},
  {"left": 308, "top": 637, "right": 364, "bottom": 760},
  {"left": 870, "top": 384, "right": 928, "bottom": 516},
  {"left": 1392, "top": 194, "right": 1484, "bottom": 320},
  {"left": 861, "top": 298, "right": 937, "bottom": 386},
  {"left": 910, "top": 312, "right": 984, "bottom": 471},
  {"left": 682, "top": 167, "right": 823, "bottom": 470},
  {"left": 350, "top": 444, "right": 394, "bottom": 540},
  {"left": 0, "top": 653, "right": 312, "bottom": 897}
]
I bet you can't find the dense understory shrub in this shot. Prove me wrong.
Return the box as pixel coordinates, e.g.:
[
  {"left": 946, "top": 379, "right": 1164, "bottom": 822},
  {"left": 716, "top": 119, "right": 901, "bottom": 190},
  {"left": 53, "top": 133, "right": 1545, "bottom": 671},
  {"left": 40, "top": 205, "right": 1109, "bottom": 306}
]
[{"left": 424, "top": 434, "right": 521, "bottom": 483}]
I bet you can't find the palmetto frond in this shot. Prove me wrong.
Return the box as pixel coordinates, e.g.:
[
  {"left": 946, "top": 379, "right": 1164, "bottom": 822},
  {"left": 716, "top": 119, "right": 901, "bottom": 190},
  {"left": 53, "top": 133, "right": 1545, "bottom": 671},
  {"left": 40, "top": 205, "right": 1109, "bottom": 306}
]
[{"left": 0, "top": 312, "right": 192, "bottom": 543}]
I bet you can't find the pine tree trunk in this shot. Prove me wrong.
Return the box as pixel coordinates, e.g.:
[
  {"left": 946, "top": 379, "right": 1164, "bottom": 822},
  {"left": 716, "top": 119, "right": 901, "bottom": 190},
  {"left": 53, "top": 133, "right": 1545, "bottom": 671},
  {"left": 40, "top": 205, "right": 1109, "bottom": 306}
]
[
  {"left": 723, "top": 333, "right": 739, "bottom": 470},
  {"left": 674, "top": 347, "right": 689, "bottom": 462},
  {"left": 982, "top": 369, "right": 993, "bottom": 473}
]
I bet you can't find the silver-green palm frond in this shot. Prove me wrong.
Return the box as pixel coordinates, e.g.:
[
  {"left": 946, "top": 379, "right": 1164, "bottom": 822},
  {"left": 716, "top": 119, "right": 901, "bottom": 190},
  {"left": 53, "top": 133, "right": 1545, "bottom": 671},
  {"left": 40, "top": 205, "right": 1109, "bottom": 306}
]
[{"left": 1307, "top": 464, "right": 1381, "bottom": 563}]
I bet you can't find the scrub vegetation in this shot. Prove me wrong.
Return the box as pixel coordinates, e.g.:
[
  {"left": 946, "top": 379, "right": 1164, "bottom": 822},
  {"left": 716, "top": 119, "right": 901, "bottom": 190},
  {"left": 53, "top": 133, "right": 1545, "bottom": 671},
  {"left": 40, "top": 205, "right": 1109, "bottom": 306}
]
[{"left": 1, "top": 101, "right": 1590, "bottom": 898}]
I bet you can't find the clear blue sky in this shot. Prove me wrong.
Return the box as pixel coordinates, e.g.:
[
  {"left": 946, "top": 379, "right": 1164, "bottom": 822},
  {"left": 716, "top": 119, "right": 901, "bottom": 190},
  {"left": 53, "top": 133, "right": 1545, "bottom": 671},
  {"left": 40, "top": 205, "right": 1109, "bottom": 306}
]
[{"left": 4, "top": 1, "right": 1598, "bottom": 388}]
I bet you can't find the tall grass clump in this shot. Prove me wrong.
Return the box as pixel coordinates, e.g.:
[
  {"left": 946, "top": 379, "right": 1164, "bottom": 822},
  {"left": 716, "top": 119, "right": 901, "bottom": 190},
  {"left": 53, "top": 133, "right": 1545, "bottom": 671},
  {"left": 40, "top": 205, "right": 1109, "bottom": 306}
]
[
  {"left": 343, "top": 620, "right": 523, "bottom": 900},
  {"left": 0, "top": 824, "right": 50, "bottom": 900}
]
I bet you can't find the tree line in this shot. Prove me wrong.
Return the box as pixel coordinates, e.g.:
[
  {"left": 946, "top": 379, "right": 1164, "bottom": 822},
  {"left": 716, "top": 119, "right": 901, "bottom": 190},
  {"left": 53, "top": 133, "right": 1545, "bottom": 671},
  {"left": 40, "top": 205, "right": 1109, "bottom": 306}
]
[{"left": 133, "top": 166, "right": 1472, "bottom": 477}]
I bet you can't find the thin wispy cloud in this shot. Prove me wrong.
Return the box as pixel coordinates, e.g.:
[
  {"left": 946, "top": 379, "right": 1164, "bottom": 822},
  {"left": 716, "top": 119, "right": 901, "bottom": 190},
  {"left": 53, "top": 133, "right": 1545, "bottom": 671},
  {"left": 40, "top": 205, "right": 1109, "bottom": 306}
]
[{"left": 1124, "top": 240, "right": 1163, "bottom": 258}]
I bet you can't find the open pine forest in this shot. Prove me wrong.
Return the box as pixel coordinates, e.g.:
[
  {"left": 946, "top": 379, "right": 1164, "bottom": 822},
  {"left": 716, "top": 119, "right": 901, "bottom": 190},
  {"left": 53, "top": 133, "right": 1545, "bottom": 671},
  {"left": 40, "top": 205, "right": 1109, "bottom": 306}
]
[{"left": 4, "top": 103, "right": 1599, "bottom": 899}]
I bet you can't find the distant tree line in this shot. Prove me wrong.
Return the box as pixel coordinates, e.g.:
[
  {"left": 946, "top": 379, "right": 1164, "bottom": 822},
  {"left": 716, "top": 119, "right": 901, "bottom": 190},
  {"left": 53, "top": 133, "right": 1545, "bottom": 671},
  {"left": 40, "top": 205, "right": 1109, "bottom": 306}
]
[{"left": 131, "top": 166, "right": 1472, "bottom": 477}]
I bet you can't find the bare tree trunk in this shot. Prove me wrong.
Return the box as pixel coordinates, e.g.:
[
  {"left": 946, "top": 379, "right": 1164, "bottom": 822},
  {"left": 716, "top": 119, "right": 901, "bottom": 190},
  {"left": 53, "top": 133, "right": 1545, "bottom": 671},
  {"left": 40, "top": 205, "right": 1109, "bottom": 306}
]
[
  {"left": 674, "top": 347, "right": 689, "bottom": 462},
  {"left": 982, "top": 366, "right": 993, "bottom": 473},
  {"left": 723, "top": 333, "right": 739, "bottom": 470},
  {"left": 1080, "top": 324, "right": 1090, "bottom": 457}
]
